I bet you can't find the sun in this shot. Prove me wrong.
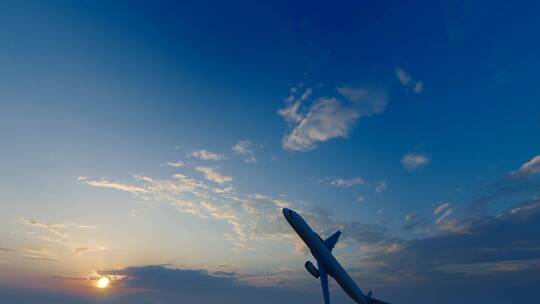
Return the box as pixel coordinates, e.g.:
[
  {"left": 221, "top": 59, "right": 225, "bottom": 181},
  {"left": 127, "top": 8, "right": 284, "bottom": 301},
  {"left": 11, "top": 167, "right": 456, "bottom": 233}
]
[{"left": 96, "top": 276, "right": 110, "bottom": 288}]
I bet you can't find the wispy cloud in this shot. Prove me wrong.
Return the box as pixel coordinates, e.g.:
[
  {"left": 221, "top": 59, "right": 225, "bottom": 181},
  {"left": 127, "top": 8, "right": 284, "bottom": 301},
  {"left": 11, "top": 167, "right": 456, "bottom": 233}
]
[
  {"left": 188, "top": 150, "right": 226, "bottom": 161},
  {"left": 81, "top": 173, "right": 289, "bottom": 249},
  {"left": 196, "top": 166, "right": 233, "bottom": 184},
  {"left": 436, "top": 259, "right": 540, "bottom": 275},
  {"left": 279, "top": 86, "right": 387, "bottom": 151},
  {"left": 160, "top": 160, "right": 185, "bottom": 168},
  {"left": 434, "top": 202, "right": 451, "bottom": 215},
  {"left": 21, "top": 218, "right": 68, "bottom": 239},
  {"left": 435, "top": 208, "right": 453, "bottom": 224},
  {"left": 18, "top": 218, "right": 103, "bottom": 258},
  {"left": 81, "top": 167, "right": 395, "bottom": 254},
  {"left": 395, "top": 67, "right": 412, "bottom": 85},
  {"left": 231, "top": 140, "right": 257, "bottom": 164},
  {"left": 469, "top": 155, "right": 540, "bottom": 213},
  {"left": 401, "top": 152, "right": 430, "bottom": 171},
  {"left": 18, "top": 247, "right": 58, "bottom": 261},
  {"left": 374, "top": 180, "right": 387, "bottom": 193},
  {"left": 395, "top": 67, "right": 423, "bottom": 94},
  {"left": 432, "top": 202, "right": 454, "bottom": 226},
  {"left": 84, "top": 179, "right": 149, "bottom": 194},
  {"left": 414, "top": 81, "right": 424, "bottom": 93},
  {"left": 403, "top": 212, "right": 427, "bottom": 231},
  {"left": 330, "top": 177, "right": 364, "bottom": 187}
]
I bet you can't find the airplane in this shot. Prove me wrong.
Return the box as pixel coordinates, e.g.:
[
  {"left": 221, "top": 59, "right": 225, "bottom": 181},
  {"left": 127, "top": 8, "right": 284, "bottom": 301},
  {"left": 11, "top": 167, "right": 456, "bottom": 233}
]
[{"left": 282, "top": 208, "right": 390, "bottom": 304}]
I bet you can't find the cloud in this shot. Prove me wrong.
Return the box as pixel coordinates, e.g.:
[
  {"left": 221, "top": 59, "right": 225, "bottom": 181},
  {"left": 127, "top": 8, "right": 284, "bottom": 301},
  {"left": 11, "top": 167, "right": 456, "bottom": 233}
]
[
  {"left": 78, "top": 158, "right": 540, "bottom": 304},
  {"left": 433, "top": 202, "right": 451, "bottom": 215},
  {"left": 395, "top": 67, "right": 423, "bottom": 94},
  {"left": 19, "top": 217, "right": 103, "bottom": 258},
  {"left": 435, "top": 208, "right": 453, "bottom": 225},
  {"left": 335, "top": 87, "right": 388, "bottom": 115},
  {"left": 195, "top": 166, "right": 232, "bottom": 184},
  {"left": 81, "top": 173, "right": 291, "bottom": 248},
  {"left": 81, "top": 168, "right": 395, "bottom": 255},
  {"left": 101, "top": 265, "right": 239, "bottom": 292},
  {"left": 469, "top": 157, "right": 540, "bottom": 212},
  {"left": 21, "top": 218, "right": 68, "bottom": 239},
  {"left": 414, "top": 81, "right": 424, "bottom": 93},
  {"left": 436, "top": 259, "right": 540, "bottom": 275},
  {"left": 279, "top": 86, "right": 387, "bottom": 151},
  {"left": 375, "top": 180, "right": 387, "bottom": 193},
  {"left": 231, "top": 140, "right": 257, "bottom": 164},
  {"left": 512, "top": 155, "right": 540, "bottom": 176},
  {"left": 433, "top": 202, "right": 459, "bottom": 226},
  {"left": 0, "top": 265, "right": 330, "bottom": 304},
  {"left": 360, "top": 198, "right": 540, "bottom": 283},
  {"left": 18, "top": 265, "right": 331, "bottom": 304},
  {"left": 403, "top": 212, "right": 427, "bottom": 231},
  {"left": 278, "top": 88, "right": 312, "bottom": 123},
  {"left": 0, "top": 246, "right": 15, "bottom": 252},
  {"left": 18, "top": 247, "right": 58, "bottom": 261},
  {"left": 401, "top": 153, "right": 430, "bottom": 171},
  {"left": 75, "top": 150, "right": 540, "bottom": 304},
  {"left": 84, "top": 179, "right": 149, "bottom": 194},
  {"left": 12, "top": 211, "right": 540, "bottom": 304},
  {"left": 330, "top": 177, "right": 364, "bottom": 187},
  {"left": 395, "top": 68, "right": 412, "bottom": 85},
  {"left": 161, "top": 160, "right": 185, "bottom": 168},
  {"left": 281, "top": 97, "right": 359, "bottom": 151},
  {"left": 188, "top": 150, "right": 225, "bottom": 161}
]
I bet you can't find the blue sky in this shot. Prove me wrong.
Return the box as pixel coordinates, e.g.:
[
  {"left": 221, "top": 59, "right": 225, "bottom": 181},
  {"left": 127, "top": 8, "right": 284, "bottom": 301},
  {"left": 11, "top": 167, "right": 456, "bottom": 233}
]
[{"left": 1, "top": 1, "right": 540, "bottom": 303}]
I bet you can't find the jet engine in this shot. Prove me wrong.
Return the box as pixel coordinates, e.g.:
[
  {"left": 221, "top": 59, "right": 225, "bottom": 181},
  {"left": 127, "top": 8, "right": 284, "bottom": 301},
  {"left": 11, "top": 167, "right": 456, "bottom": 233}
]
[{"left": 304, "top": 261, "right": 320, "bottom": 278}]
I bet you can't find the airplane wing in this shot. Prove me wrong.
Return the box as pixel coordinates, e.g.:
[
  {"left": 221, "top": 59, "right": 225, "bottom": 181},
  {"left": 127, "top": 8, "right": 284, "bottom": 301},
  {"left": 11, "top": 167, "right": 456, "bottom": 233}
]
[
  {"left": 317, "top": 260, "right": 331, "bottom": 304},
  {"left": 324, "top": 230, "right": 341, "bottom": 252}
]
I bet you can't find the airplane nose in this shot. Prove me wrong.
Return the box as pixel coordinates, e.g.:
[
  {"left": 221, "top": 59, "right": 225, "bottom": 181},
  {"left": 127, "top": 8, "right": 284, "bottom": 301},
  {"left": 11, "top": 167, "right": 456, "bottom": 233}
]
[
  {"left": 283, "top": 208, "right": 294, "bottom": 220},
  {"left": 282, "top": 208, "right": 292, "bottom": 219}
]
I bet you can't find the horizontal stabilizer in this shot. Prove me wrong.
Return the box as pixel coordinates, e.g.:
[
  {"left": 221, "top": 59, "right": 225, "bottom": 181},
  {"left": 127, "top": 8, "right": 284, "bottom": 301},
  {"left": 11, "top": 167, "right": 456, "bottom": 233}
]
[{"left": 324, "top": 230, "right": 341, "bottom": 252}]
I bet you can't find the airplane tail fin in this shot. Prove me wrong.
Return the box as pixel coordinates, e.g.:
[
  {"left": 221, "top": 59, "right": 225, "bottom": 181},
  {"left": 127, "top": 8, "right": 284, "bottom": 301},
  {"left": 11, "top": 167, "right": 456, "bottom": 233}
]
[{"left": 323, "top": 230, "right": 341, "bottom": 252}]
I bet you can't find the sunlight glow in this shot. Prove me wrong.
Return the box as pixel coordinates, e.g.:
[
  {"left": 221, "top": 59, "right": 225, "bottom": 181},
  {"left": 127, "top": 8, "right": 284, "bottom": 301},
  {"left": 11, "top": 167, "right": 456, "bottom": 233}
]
[{"left": 97, "top": 276, "right": 110, "bottom": 288}]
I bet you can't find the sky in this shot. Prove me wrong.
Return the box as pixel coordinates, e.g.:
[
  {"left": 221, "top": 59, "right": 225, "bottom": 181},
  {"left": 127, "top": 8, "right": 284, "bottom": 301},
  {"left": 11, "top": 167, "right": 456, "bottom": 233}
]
[{"left": 1, "top": 0, "right": 540, "bottom": 303}]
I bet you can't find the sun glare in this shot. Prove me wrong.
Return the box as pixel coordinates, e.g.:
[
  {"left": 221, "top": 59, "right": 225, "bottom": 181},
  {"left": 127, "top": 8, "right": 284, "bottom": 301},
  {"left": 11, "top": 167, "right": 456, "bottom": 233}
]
[{"left": 97, "top": 276, "right": 110, "bottom": 288}]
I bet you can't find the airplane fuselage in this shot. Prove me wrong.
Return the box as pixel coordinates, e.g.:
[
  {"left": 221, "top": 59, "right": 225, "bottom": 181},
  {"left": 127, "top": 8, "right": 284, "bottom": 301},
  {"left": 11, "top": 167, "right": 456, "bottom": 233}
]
[{"left": 283, "top": 208, "right": 369, "bottom": 304}]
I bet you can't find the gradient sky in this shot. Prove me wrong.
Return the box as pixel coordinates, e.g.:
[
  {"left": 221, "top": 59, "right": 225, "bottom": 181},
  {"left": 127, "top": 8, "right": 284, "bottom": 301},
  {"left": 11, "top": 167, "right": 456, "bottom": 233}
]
[{"left": 1, "top": 1, "right": 540, "bottom": 303}]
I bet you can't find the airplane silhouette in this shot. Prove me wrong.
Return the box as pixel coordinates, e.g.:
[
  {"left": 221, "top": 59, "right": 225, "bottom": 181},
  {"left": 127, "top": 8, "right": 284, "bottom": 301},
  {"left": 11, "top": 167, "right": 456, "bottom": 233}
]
[{"left": 283, "top": 208, "right": 390, "bottom": 304}]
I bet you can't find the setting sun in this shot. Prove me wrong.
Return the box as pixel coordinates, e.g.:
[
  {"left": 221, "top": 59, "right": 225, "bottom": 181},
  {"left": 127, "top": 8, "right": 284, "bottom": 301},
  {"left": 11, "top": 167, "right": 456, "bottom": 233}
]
[{"left": 96, "top": 277, "right": 110, "bottom": 289}]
